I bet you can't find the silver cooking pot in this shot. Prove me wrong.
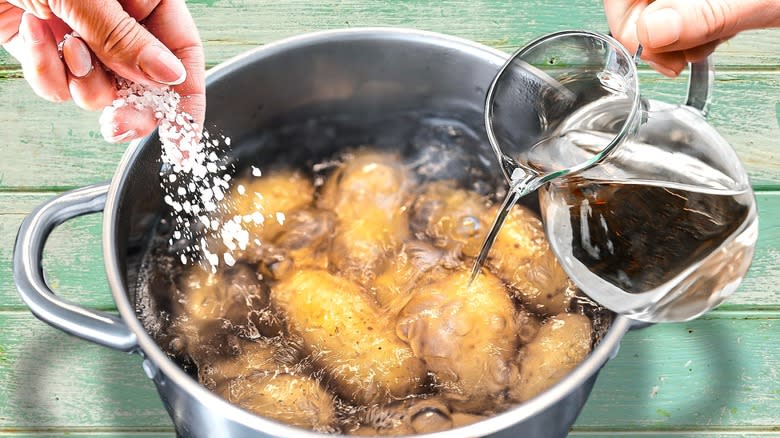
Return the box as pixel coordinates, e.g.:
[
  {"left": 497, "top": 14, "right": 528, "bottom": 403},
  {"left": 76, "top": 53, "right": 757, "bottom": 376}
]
[{"left": 14, "top": 28, "right": 635, "bottom": 438}]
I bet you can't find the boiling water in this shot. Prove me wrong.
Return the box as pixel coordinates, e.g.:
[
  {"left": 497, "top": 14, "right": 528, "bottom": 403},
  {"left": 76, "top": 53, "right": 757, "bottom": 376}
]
[{"left": 133, "top": 113, "right": 613, "bottom": 435}]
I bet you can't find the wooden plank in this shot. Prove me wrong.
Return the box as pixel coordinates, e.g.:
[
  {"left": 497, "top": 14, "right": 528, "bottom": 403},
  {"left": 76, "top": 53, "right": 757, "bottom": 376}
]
[
  {"left": 576, "top": 313, "right": 780, "bottom": 430},
  {"left": 0, "top": 193, "right": 113, "bottom": 310},
  {"left": 0, "top": 311, "right": 778, "bottom": 431},
  {"left": 0, "top": 313, "right": 170, "bottom": 429},
  {"left": 1, "top": 70, "right": 779, "bottom": 190},
  {"left": 1, "top": 0, "right": 778, "bottom": 68},
  {"left": 0, "top": 190, "right": 778, "bottom": 311}
]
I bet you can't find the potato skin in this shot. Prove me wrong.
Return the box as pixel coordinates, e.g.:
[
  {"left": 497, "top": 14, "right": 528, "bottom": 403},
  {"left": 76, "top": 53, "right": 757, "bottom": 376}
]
[
  {"left": 397, "top": 269, "right": 517, "bottom": 412},
  {"left": 220, "top": 373, "right": 337, "bottom": 432},
  {"left": 319, "top": 151, "right": 413, "bottom": 285},
  {"left": 371, "top": 240, "right": 450, "bottom": 310},
  {"left": 175, "top": 264, "right": 273, "bottom": 343},
  {"left": 271, "top": 269, "right": 427, "bottom": 405},
  {"left": 488, "top": 205, "right": 574, "bottom": 315},
  {"left": 226, "top": 169, "right": 315, "bottom": 247},
  {"left": 509, "top": 313, "right": 592, "bottom": 402},
  {"left": 410, "top": 180, "right": 492, "bottom": 259}
]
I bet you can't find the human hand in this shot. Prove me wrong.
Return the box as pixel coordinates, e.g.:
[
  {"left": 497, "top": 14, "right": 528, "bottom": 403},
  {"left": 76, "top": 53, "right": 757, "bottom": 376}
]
[
  {"left": 0, "top": 0, "right": 205, "bottom": 143},
  {"left": 604, "top": 0, "right": 780, "bottom": 77}
]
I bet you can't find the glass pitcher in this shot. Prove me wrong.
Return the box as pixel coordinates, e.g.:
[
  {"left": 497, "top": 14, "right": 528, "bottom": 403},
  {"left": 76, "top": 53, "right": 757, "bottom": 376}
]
[{"left": 486, "top": 31, "right": 758, "bottom": 323}]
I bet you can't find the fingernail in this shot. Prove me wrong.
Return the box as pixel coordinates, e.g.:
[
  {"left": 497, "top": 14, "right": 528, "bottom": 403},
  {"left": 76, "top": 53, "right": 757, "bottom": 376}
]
[
  {"left": 104, "top": 128, "right": 138, "bottom": 143},
  {"left": 646, "top": 61, "right": 680, "bottom": 78},
  {"left": 20, "top": 13, "right": 46, "bottom": 44},
  {"left": 63, "top": 36, "right": 93, "bottom": 78},
  {"left": 643, "top": 8, "right": 682, "bottom": 48},
  {"left": 138, "top": 45, "right": 186, "bottom": 85}
]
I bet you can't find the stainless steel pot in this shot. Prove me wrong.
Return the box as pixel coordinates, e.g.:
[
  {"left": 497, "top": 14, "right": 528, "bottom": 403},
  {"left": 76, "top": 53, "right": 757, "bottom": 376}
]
[{"left": 14, "top": 28, "right": 634, "bottom": 438}]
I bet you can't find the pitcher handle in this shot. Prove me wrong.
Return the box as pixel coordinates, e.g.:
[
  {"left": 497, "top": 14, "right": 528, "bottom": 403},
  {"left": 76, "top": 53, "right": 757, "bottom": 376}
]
[
  {"left": 685, "top": 57, "right": 714, "bottom": 115},
  {"left": 13, "top": 183, "right": 138, "bottom": 352}
]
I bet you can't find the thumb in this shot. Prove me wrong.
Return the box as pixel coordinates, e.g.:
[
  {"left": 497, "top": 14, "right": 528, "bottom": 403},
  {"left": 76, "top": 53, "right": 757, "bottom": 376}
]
[
  {"left": 47, "top": 0, "right": 186, "bottom": 86},
  {"left": 637, "top": 0, "right": 780, "bottom": 51}
]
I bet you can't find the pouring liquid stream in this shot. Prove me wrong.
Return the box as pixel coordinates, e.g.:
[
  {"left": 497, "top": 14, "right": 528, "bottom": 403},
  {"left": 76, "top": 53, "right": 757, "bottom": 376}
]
[{"left": 469, "top": 170, "right": 543, "bottom": 283}]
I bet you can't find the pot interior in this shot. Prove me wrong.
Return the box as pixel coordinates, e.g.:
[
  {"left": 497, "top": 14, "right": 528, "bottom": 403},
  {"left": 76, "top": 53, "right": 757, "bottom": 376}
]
[{"left": 110, "top": 29, "right": 615, "bottom": 436}]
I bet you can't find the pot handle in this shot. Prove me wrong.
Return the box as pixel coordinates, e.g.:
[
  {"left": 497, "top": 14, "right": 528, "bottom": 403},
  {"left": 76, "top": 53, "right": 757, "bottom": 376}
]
[
  {"left": 13, "top": 183, "right": 138, "bottom": 352},
  {"left": 684, "top": 57, "right": 713, "bottom": 115}
]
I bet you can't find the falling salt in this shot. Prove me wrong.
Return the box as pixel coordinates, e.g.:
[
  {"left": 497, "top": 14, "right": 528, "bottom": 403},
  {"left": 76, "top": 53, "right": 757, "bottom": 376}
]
[
  {"left": 105, "top": 78, "right": 252, "bottom": 271},
  {"left": 251, "top": 166, "right": 262, "bottom": 177}
]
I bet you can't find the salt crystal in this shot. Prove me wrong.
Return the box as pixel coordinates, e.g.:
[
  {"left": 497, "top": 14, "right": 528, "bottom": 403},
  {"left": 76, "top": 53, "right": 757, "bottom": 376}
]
[
  {"left": 173, "top": 231, "right": 181, "bottom": 239},
  {"left": 224, "top": 252, "right": 236, "bottom": 266},
  {"left": 180, "top": 254, "right": 188, "bottom": 264},
  {"left": 252, "top": 212, "right": 264, "bottom": 224},
  {"left": 237, "top": 184, "right": 246, "bottom": 195},
  {"left": 225, "top": 137, "right": 231, "bottom": 146},
  {"left": 168, "top": 174, "right": 177, "bottom": 183},
  {"left": 177, "top": 186, "right": 186, "bottom": 196},
  {"left": 275, "top": 212, "right": 286, "bottom": 225},
  {"left": 206, "top": 162, "right": 218, "bottom": 173},
  {"left": 251, "top": 166, "right": 262, "bottom": 177}
]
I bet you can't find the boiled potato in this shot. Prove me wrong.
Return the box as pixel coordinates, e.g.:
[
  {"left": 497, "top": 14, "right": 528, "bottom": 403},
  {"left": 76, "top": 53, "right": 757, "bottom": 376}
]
[
  {"left": 329, "top": 206, "right": 409, "bottom": 286},
  {"left": 371, "top": 240, "right": 450, "bottom": 309},
  {"left": 220, "top": 373, "right": 337, "bottom": 432},
  {"left": 509, "top": 313, "right": 592, "bottom": 402},
  {"left": 488, "top": 205, "right": 574, "bottom": 315},
  {"left": 357, "top": 397, "right": 454, "bottom": 435},
  {"left": 175, "top": 263, "right": 273, "bottom": 343},
  {"left": 271, "top": 269, "right": 427, "bottom": 405},
  {"left": 256, "top": 207, "right": 336, "bottom": 280},
  {"left": 318, "top": 150, "right": 412, "bottom": 221},
  {"left": 224, "top": 169, "right": 315, "bottom": 252},
  {"left": 319, "top": 151, "right": 413, "bottom": 285},
  {"left": 410, "top": 180, "right": 493, "bottom": 258},
  {"left": 397, "top": 269, "right": 517, "bottom": 412}
]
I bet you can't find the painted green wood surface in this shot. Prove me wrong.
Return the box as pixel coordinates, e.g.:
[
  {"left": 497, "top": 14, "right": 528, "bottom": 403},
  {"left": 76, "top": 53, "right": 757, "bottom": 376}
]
[
  {"left": 1, "top": 0, "right": 779, "bottom": 436},
  {"left": 1, "top": 71, "right": 779, "bottom": 189},
  {"left": 1, "top": 0, "right": 779, "bottom": 69}
]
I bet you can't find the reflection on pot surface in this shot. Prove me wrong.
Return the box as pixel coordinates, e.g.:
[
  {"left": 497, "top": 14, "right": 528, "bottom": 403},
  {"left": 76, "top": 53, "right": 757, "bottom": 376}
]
[{"left": 134, "top": 114, "right": 612, "bottom": 435}]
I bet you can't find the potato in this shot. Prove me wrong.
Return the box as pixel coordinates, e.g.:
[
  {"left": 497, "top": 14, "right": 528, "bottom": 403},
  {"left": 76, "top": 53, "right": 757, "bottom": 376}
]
[
  {"left": 410, "top": 180, "right": 493, "bottom": 258},
  {"left": 224, "top": 169, "right": 315, "bottom": 250},
  {"left": 397, "top": 269, "right": 517, "bottom": 412},
  {"left": 175, "top": 263, "right": 274, "bottom": 343},
  {"left": 488, "top": 205, "right": 574, "bottom": 315},
  {"left": 319, "top": 151, "right": 413, "bottom": 285},
  {"left": 318, "top": 150, "right": 412, "bottom": 221},
  {"left": 359, "top": 397, "right": 454, "bottom": 435},
  {"left": 220, "top": 373, "right": 337, "bottom": 432},
  {"left": 371, "top": 240, "right": 450, "bottom": 309},
  {"left": 256, "top": 207, "right": 336, "bottom": 280},
  {"left": 329, "top": 206, "right": 409, "bottom": 285},
  {"left": 271, "top": 269, "right": 427, "bottom": 405},
  {"left": 509, "top": 313, "right": 592, "bottom": 403}
]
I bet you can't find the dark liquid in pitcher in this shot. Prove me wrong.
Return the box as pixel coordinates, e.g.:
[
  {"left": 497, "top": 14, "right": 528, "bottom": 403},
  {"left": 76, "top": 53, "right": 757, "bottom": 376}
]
[{"left": 542, "top": 178, "right": 753, "bottom": 294}]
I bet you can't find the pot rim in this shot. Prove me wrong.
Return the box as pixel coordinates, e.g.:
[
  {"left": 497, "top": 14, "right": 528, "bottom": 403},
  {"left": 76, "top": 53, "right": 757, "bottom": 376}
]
[{"left": 103, "top": 27, "right": 632, "bottom": 437}]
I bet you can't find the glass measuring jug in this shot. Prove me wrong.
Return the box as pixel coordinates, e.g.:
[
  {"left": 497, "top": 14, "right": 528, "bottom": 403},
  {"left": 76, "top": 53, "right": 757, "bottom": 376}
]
[{"left": 483, "top": 31, "right": 758, "bottom": 322}]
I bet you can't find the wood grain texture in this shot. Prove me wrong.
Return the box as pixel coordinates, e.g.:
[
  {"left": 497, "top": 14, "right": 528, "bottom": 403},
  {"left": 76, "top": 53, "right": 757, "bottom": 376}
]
[
  {"left": 0, "top": 191, "right": 777, "bottom": 311},
  {"left": 0, "top": 0, "right": 778, "bottom": 69},
  {"left": 0, "top": 193, "right": 111, "bottom": 310},
  {"left": 0, "top": 312, "right": 779, "bottom": 431},
  {"left": 1, "top": 71, "right": 779, "bottom": 190}
]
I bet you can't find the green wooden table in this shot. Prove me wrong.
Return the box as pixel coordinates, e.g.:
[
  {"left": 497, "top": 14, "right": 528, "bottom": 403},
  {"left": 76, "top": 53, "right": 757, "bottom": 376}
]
[{"left": 1, "top": 1, "right": 779, "bottom": 437}]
